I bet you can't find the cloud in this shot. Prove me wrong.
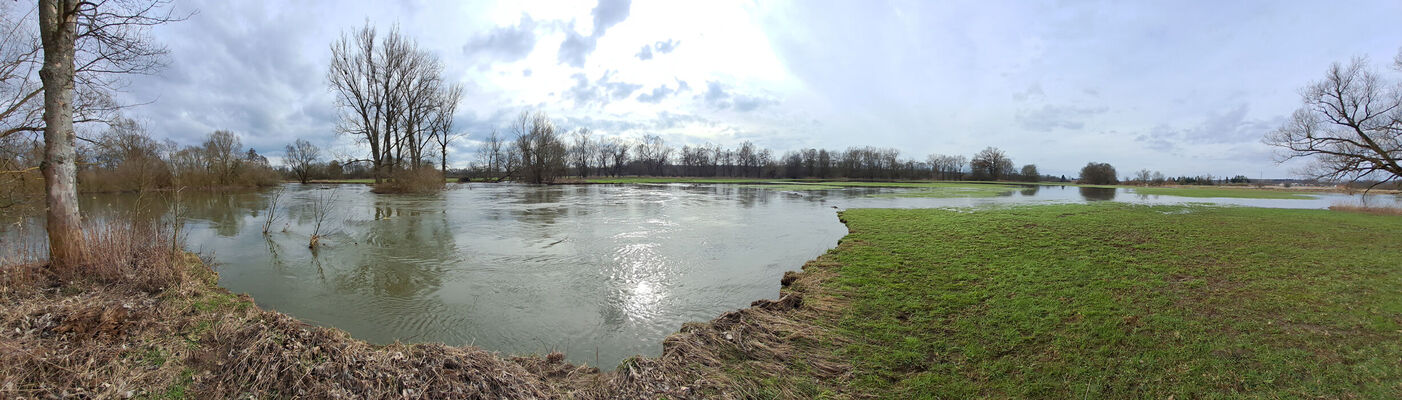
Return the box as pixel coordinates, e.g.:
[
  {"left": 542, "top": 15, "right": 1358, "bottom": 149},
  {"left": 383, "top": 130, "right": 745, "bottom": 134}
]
[
  {"left": 1011, "top": 83, "right": 1044, "bottom": 102},
  {"left": 652, "top": 39, "right": 680, "bottom": 54},
  {"left": 461, "top": 14, "right": 538, "bottom": 64},
  {"left": 636, "top": 39, "right": 680, "bottom": 61},
  {"left": 636, "top": 79, "right": 690, "bottom": 103},
  {"left": 699, "top": 81, "right": 776, "bottom": 111},
  {"left": 1135, "top": 103, "right": 1280, "bottom": 147},
  {"left": 557, "top": 0, "right": 632, "bottom": 67},
  {"left": 1014, "top": 104, "right": 1108, "bottom": 131},
  {"left": 591, "top": 0, "right": 631, "bottom": 36},
  {"left": 114, "top": 1, "right": 336, "bottom": 154},
  {"left": 565, "top": 71, "right": 642, "bottom": 107},
  {"left": 556, "top": 30, "right": 595, "bottom": 68}
]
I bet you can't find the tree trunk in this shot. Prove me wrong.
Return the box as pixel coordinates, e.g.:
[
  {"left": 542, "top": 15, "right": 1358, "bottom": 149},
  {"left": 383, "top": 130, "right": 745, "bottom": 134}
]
[{"left": 38, "top": 0, "right": 85, "bottom": 268}]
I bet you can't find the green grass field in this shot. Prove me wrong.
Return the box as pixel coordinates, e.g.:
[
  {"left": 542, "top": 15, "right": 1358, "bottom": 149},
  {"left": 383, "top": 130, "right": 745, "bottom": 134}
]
[
  {"left": 779, "top": 204, "right": 1402, "bottom": 398},
  {"left": 1131, "top": 186, "right": 1317, "bottom": 199}
]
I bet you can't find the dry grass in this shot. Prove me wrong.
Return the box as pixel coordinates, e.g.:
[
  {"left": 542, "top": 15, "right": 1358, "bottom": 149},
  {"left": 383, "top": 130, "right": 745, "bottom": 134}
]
[
  {"left": 0, "top": 223, "right": 558, "bottom": 398},
  {"left": 1329, "top": 203, "right": 1402, "bottom": 215}
]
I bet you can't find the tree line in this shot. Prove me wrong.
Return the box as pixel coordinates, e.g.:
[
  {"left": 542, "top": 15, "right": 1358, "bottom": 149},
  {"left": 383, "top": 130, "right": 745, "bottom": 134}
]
[
  {"left": 456, "top": 111, "right": 1067, "bottom": 184},
  {"left": 2, "top": 117, "right": 279, "bottom": 193}
]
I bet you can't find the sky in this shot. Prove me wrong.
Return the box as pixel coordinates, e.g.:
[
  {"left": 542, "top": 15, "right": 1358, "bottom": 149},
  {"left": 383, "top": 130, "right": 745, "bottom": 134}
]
[{"left": 94, "top": 0, "right": 1402, "bottom": 178}]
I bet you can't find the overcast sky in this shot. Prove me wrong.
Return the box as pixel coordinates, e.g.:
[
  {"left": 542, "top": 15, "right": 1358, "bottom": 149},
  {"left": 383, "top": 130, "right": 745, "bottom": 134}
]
[{"left": 104, "top": 0, "right": 1402, "bottom": 178}]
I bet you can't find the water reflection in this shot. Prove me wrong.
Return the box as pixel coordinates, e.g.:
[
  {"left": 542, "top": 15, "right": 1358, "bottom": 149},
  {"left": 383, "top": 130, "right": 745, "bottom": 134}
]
[{"left": 1079, "top": 187, "right": 1117, "bottom": 201}]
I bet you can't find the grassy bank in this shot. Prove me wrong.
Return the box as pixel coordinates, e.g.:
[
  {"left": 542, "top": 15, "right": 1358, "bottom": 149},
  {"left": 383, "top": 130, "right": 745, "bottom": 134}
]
[{"left": 805, "top": 204, "right": 1402, "bottom": 397}]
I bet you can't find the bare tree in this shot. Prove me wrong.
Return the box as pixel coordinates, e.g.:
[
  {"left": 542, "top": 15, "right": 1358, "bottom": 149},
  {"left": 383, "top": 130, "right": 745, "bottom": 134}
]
[
  {"left": 1132, "top": 169, "right": 1154, "bottom": 184},
  {"left": 570, "top": 127, "right": 594, "bottom": 178},
  {"left": 431, "top": 83, "right": 463, "bottom": 174},
  {"left": 328, "top": 23, "right": 449, "bottom": 182},
  {"left": 261, "top": 186, "right": 285, "bottom": 234},
  {"left": 1265, "top": 55, "right": 1402, "bottom": 187},
  {"left": 308, "top": 188, "right": 337, "bottom": 248},
  {"left": 36, "top": 0, "right": 180, "bottom": 267},
  {"left": 927, "top": 154, "right": 966, "bottom": 180},
  {"left": 513, "top": 111, "right": 567, "bottom": 184},
  {"left": 476, "top": 129, "right": 509, "bottom": 181},
  {"left": 284, "top": 138, "right": 321, "bottom": 184},
  {"left": 593, "top": 137, "right": 615, "bottom": 177},
  {"left": 970, "top": 147, "right": 1014, "bottom": 181},
  {"left": 202, "top": 129, "right": 241, "bottom": 185}
]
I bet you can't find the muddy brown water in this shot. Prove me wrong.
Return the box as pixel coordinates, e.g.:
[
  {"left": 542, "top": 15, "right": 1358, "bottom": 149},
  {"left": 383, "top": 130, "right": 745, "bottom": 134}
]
[{"left": 2, "top": 183, "right": 1397, "bottom": 367}]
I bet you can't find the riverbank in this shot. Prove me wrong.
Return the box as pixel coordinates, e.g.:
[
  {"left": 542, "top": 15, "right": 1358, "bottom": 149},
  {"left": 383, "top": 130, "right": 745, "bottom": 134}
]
[{"left": 3, "top": 203, "right": 1400, "bottom": 397}]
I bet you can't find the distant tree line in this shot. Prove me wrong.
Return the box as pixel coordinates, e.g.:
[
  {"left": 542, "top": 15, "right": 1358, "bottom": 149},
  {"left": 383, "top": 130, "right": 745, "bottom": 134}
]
[
  {"left": 1, "top": 117, "right": 279, "bottom": 194},
  {"left": 456, "top": 113, "right": 1068, "bottom": 184}
]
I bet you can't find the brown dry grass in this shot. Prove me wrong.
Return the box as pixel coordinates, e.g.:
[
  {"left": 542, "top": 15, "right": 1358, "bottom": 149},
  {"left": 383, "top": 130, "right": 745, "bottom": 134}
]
[
  {"left": 372, "top": 168, "right": 447, "bottom": 194},
  {"left": 1329, "top": 203, "right": 1402, "bottom": 216},
  {"left": 0, "top": 218, "right": 856, "bottom": 398}
]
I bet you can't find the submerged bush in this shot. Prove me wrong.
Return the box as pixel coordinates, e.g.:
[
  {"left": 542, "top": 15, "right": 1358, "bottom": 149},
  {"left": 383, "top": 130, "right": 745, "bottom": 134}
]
[{"left": 371, "top": 168, "right": 446, "bottom": 194}]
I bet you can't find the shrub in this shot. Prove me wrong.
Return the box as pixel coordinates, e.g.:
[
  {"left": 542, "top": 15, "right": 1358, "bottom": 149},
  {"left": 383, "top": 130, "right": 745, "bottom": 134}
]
[
  {"left": 2, "top": 219, "right": 186, "bottom": 295},
  {"left": 371, "top": 168, "right": 445, "bottom": 194}
]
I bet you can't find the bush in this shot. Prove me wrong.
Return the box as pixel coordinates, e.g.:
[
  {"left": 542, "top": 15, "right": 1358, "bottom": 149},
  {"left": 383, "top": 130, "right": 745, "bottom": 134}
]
[
  {"left": 2, "top": 219, "right": 186, "bottom": 295},
  {"left": 372, "top": 168, "right": 445, "bottom": 194},
  {"left": 1079, "top": 162, "right": 1118, "bottom": 185}
]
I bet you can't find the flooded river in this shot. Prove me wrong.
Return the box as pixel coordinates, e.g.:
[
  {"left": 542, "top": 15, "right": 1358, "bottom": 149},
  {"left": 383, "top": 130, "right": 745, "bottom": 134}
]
[{"left": 2, "top": 183, "right": 1397, "bottom": 366}]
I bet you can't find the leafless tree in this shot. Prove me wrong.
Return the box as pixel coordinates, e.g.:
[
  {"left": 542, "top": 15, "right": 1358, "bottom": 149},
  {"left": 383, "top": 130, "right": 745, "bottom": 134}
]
[
  {"left": 308, "top": 188, "right": 337, "bottom": 248},
  {"left": 634, "top": 134, "right": 670, "bottom": 176},
  {"left": 1132, "top": 169, "right": 1154, "bottom": 184},
  {"left": 570, "top": 127, "right": 594, "bottom": 178},
  {"left": 476, "top": 129, "right": 509, "bottom": 181},
  {"left": 608, "top": 137, "right": 629, "bottom": 177},
  {"left": 202, "top": 129, "right": 241, "bottom": 185},
  {"left": 593, "top": 137, "right": 615, "bottom": 177},
  {"left": 284, "top": 138, "right": 321, "bottom": 184},
  {"left": 431, "top": 83, "right": 463, "bottom": 173},
  {"left": 1265, "top": 55, "right": 1402, "bottom": 188},
  {"left": 513, "top": 111, "right": 567, "bottom": 184},
  {"left": 328, "top": 23, "right": 457, "bottom": 183},
  {"left": 927, "top": 154, "right": 966, "bottom": 180},
  {"left": 261, "top": 186, "right": 285, "bottom": 235},
  {"left": 970, "top": 147, "right": 1014, "bottom": 181},
  {"left": 35, "top": 0, "right": 181, "bottom": 267}
]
